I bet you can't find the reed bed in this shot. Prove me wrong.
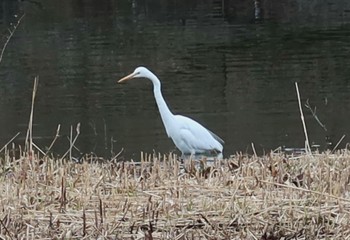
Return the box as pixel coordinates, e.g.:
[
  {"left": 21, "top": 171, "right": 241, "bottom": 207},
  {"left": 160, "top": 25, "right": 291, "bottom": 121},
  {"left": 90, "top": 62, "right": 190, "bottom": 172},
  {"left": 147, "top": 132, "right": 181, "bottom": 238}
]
[{"left": 1, "top": 150, "right": 350, "bottom": 239}]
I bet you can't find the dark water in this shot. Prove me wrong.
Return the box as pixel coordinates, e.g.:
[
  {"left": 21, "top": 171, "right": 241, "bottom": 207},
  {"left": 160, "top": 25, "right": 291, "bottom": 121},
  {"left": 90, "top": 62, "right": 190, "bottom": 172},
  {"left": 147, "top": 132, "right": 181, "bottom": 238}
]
[{"left": 1, "top": 0, "right": 350, "bottom": 159}]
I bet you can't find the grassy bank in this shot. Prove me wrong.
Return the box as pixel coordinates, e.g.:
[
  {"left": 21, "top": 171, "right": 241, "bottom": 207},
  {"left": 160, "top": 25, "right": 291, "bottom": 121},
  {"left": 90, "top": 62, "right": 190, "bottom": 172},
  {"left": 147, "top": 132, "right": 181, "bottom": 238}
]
[{"left": 1, "top": 150, "right": 350, "bottom": 239}]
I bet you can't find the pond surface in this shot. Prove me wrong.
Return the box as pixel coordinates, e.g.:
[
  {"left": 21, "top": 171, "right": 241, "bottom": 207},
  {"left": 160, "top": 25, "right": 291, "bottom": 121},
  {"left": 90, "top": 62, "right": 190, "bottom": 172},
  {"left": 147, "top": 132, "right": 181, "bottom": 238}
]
[{"left": 1, "top": 0, "right": 350, "bottom": 159}]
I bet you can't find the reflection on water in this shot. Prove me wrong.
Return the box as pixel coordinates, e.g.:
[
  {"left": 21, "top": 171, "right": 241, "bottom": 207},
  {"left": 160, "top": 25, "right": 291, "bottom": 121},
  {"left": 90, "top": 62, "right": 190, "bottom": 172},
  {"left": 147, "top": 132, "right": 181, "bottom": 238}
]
[{"left": 0, "top": 0, "right": 350, "bottom": 160}]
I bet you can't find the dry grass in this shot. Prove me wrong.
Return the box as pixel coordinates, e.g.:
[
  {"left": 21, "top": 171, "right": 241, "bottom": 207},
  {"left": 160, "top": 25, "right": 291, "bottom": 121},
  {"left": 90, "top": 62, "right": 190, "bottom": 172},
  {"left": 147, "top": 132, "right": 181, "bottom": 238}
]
[{"left": 1, "top": 149, "right": 350, "bottom": 239}]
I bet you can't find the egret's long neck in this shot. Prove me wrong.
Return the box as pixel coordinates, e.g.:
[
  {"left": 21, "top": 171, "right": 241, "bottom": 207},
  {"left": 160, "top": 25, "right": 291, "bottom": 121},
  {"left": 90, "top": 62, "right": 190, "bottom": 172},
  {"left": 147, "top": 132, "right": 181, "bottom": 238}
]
[{"left": 148, "top": 73, "right": 175, "bottom": 136}]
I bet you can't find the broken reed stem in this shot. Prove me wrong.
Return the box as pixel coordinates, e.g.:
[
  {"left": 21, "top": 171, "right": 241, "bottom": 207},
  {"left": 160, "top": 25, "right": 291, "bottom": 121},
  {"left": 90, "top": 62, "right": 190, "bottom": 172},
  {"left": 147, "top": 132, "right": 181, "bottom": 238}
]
[
  {"left": 295, "top": 82, "right": 311, "bottom": 155},
  {"left": 0, "top": 14, "right": 25, "bottom": 65},
  {"left": 32, "top": 142, "right": 45, "bottom": 155},
  {"left": 0, "top": 132, "right": 20, "bottom": 153},
  {"left": 332, "top": 134, "right": 346, "bottom": 153},
  {"left": 44, "top": 124, "right": 61, "bottom": 156},
  {"left": 25, "top": 76, "right": 39, "bottom": 157},
  {"left": 259, "top": 179, "right": 350, "bottom": 203},
  {"left": 83, "top": 208, "right": 86, "bottom": 237},
  {"left": 69, "top": 125, "right": 73, "bottom": 161},
  {"left": 111, "top": 147, "right": 124, "bottom": 162},
  {"left": 60, "top": 123, "right": 81, "bottom": 161},
  {"left": 251, "top": 142, "right": 257, "bottom": 158},
  {"left": 305, "top": 99, "right": 327, "bottom": 132}
]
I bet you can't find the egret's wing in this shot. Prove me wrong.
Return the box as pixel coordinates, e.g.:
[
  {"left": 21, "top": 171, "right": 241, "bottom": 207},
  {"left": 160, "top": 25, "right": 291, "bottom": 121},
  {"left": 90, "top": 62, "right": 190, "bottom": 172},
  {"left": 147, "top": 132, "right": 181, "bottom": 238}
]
[
  {"left": 175, "top": 115, "right": 223, "bottom": 152},
  {"left": 207, "top": 129, "right": 225, "bottom": 145},
  {"left": 179, "top": 128, "right": 210, "bottom": 152}
]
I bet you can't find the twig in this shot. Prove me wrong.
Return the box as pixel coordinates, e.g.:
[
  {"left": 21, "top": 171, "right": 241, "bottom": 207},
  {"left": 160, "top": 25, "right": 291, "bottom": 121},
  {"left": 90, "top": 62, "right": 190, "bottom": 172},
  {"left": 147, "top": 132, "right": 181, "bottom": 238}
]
[
  {"left": 25, "top": 76, "right": 39, "bottom": 157},
  {"left": 0, "top": 132, "right": 20, "bottom": 153},
  {"left": 0, "top": 14, "right": 25, "bottom": 65},
  {"left": 305, "top": 99, "right": 327, "bottom": 131},
  {"left": 44, "top": 124, "right": 61, "bottom": 156},
  {"left": 295, "top": 82, "right": 311, "bottom": 155}
]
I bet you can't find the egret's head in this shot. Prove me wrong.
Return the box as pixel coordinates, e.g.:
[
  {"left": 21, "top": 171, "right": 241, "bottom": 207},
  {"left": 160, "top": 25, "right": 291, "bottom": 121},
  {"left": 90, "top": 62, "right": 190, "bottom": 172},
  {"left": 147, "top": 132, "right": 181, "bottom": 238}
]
[{"left": 118, "top": 66, "right": 151, "bottom": 83}]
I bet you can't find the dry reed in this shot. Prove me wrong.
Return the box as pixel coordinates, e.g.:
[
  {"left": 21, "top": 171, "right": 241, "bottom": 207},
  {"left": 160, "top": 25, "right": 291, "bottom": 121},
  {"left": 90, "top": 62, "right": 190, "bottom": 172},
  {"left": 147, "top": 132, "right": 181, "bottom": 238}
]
[
  {"left": 1, "top": 149, "right": 350, "bottom": 239},
  {"left": 295, "top": 82, "right": 311, "bottom": 155},
  {"left": 0, "top": 14, "right": 25, "bottom": 65}
]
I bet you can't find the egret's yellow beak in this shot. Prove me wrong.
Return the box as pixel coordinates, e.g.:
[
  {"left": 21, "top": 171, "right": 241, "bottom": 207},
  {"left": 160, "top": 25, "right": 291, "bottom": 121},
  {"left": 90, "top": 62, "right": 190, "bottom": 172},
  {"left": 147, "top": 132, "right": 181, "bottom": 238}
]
[{"left": 117, "top": 72, "right": 137, "bottom": 83}]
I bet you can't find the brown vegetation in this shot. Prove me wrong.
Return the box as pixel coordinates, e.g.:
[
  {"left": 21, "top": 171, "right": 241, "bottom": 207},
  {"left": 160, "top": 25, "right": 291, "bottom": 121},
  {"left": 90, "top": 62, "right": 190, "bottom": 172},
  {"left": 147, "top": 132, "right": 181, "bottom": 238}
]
[{"left": 1, "top": 150, "right": 350, "bottom": 239}]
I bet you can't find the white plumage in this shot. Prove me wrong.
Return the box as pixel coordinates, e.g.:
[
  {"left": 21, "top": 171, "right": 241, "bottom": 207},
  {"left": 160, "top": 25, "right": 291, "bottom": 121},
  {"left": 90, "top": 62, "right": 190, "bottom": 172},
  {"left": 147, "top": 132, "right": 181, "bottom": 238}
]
[{"left": 118, "top": 66, "right": 224, "bottom": 155}]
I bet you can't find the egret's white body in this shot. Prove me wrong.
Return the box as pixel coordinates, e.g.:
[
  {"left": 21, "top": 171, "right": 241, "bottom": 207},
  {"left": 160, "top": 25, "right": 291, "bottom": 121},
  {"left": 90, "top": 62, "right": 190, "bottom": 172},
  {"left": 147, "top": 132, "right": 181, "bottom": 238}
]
[{"left": 118, "top": 66, "right": 224, "bottom": 155}]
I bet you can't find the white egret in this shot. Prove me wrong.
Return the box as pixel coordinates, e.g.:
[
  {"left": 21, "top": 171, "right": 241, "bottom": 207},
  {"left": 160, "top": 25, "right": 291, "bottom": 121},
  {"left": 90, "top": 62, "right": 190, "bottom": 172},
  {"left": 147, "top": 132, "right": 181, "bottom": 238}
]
[{"left": 117, "top": 66, "right": 224, "bottom": 155}]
